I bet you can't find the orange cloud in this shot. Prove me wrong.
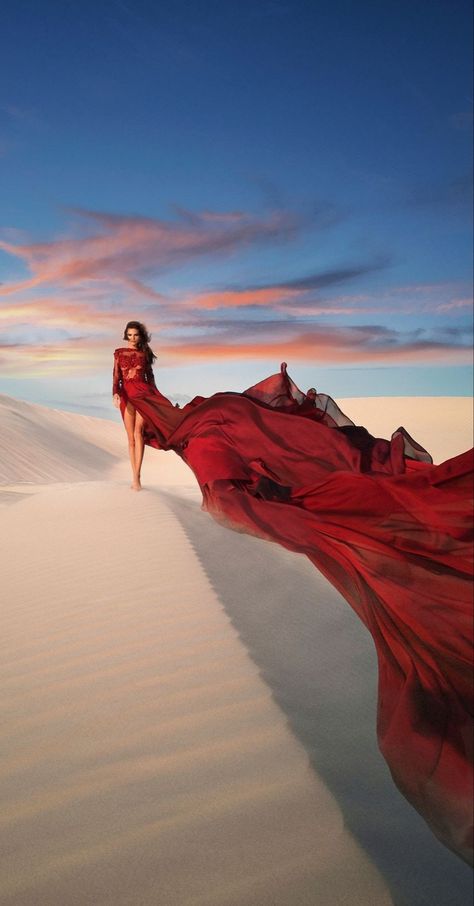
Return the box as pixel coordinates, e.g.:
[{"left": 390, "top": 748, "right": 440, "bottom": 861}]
[
  {"left": 0, "top": 299, "right": 120, "bottom": 327},
  {"left": 184, "top": 260, "right": 391, "bottom": 312},
  {"left": 161, "top": 330, "right": 473, "bottom": 366},
  {"left": 188, "top": 286, "right": 303, "bottom": 309},
  {"left": 185, "top": 280, "right": 473, "bottom": 316},
  {"left": 184, "top": 285, "right": 376, "bottom": 316}
]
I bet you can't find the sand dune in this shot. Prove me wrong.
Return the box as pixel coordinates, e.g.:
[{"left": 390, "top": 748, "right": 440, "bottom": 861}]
[
  {"left": 0, "top": 394, "right": 472, "bottom": 905},
  {"left": 337, "top": 396, "right": 473, "bottom": 465},
  {"left": 0, "top": 394, "right": 124, "bottom": 485}
]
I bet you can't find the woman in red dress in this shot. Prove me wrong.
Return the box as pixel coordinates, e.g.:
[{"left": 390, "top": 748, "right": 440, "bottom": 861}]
[
  {"left": 112, "top": 320, "right": 473, "bottom": 864},
  {"left": 112, "top": 321, "right": 157, "bottom": 490}
]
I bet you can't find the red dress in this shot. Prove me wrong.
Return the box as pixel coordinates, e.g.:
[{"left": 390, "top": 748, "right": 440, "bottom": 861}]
[{"left": 113, "top": 347, "right": 473, "bottom": 863}]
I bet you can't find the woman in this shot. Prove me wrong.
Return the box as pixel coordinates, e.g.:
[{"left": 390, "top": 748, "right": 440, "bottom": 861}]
[
  {"left": 113, "top": 321, "right": 177, "bottom": 490},
  {"left": 112, "top": 320, "right": 473, "bottom": 864},
  {"left": 112, "top": 322, "right": 152, "bottom": 490}
]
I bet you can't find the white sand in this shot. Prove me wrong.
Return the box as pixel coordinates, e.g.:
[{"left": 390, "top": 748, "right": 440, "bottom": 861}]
[{"left": 0, "top": 394, "right": 471, "bottom": 905}]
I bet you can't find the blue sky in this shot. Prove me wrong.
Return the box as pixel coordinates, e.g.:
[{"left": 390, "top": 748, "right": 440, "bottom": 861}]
[{"left": 0, "top": 0, "right": 472, "bottom": 417}]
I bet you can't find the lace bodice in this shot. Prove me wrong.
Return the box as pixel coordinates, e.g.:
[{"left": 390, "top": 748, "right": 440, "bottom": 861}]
[{"left": 112, "top": 348, "right": 156, "bottom": 395}]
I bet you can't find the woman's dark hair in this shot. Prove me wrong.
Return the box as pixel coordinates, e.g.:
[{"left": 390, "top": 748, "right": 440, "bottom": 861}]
[{"left": 123, "top": 321, "right": 157, "bottom": 365}]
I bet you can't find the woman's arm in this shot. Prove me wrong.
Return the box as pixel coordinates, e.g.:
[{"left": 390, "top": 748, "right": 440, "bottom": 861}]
[{"left": 112, "top": 350, "right": 123, "bottom": 400}]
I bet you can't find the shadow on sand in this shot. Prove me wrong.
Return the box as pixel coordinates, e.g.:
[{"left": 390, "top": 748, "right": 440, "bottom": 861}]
[{"left": 162, "top": 488, "right": 471, "bottom": 906}]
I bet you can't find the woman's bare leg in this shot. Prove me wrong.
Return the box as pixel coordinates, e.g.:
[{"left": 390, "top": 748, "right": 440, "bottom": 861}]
[
  {"left": 123, "top": 402, "right": 141, "bottom": 490},
  {"left": 134, "top": 411, "right": 145, "bottom": 485}
]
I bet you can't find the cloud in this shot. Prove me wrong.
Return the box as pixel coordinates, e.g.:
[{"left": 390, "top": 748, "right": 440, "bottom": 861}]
[
  {"left": 269, "top": 259, "right": 391, "bottom": 291},
  {"left": 1, "top": 270, "right": 470, "bottom": 372},
  {"left": 184, "top": 258, "right": 391, "bottom": 311},
  {"left": 434, "top": 297, "right": 473, "bottom": 313},
  {"left": 1, "top": 263, "right": 469, "bottom": 357},
  {"left": 1, "top": 313, "right": 470, "bottom": 381},
  {"left": 159, "top": 322, "right": 472, "bottom": 366},
  {"left": 0, "top": 338, "right": 108, "bottom": 377},
  {"left": 0, "top": 297, "right": 133, "bottom": 330},
  {"left": 180, "top": 268, "right": 472, "bottom": 319},
  {"left": 0, "top": 204, "right": 304, "bottom": 298},
  {"left": 0, "top": 198, "right": 470, "bottom": 382}
]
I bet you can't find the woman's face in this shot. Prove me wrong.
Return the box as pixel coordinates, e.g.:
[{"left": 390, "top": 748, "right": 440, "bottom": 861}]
[{"left": 126, "top": 328, "right": 140, "bottom": 347}]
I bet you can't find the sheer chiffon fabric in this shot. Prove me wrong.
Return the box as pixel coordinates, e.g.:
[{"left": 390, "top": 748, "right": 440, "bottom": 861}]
[{"left": 114, "top": 351, "right": 473, "bottom": 863}]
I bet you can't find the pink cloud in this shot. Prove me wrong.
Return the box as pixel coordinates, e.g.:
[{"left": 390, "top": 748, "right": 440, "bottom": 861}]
[
  {"left": 434, "top": 298, "right": 473, "bottom": 313},
  {"left": 0, "top": 206, "right": 301, "bottom": 298}
]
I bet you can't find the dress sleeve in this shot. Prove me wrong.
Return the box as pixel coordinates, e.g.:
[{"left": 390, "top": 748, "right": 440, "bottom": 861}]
[
  {"left": 112, "top": 350, "right": 123, "bottom": 396},
  {"left": 145, "top": 357, "right": 156, "bottom": 388}
]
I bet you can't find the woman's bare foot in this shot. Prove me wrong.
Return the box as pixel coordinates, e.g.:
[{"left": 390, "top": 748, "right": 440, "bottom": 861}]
[{"left": 130, "top": 478, "right": 142, "bottom": 491}]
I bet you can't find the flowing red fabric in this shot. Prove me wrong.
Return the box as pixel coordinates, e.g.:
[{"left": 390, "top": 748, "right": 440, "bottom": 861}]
[{"left": 114, "top": 349, "right": 473, "bottom": 862}]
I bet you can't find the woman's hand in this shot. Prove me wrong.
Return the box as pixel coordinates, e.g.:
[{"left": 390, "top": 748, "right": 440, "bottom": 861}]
[{"left": 113, "top": 393, "right": 121, "bottom": 409}]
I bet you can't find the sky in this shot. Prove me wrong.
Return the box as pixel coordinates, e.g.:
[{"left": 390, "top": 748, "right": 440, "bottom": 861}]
[{"left": 0, "top": 0, "right": 472, "bottom": 418}]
